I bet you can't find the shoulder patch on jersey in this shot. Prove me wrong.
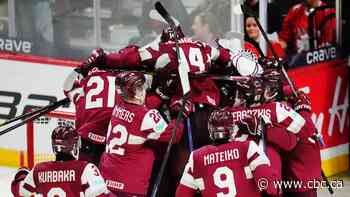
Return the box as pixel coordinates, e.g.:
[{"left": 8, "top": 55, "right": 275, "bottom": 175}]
[
  {"left": 247, "top": 141, "right": 270, "bottom": 171},
  {"left": 247, "top": 140, "right": 260, "bottom": 159},
  {"left": 141, "top": 109, "right": 167, "bottom": 133},
  {"left": 275, "top": 102, "right": 306, "bottom": 133},
  {"left": 155, "top": 53, "right": 171, "bottom": 69},
  {"left": 139, "top": 48, "right": 153, "bottom": 61},
  {"left": 81, "top": 163, "right": 108, "bottom": 196}
]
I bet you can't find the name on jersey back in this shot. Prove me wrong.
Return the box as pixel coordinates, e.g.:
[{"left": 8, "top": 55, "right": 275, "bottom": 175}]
[
  {"left": 204, "top": 149, "right": 240, "bottom": 166},
  {"left": 230, "top": 109, "right": 271, "bottom": 122},
  {"left": 38, "top": 170, "right": 75, "bottom": 183},
  {"left": 113, "top": 105, "right": 135, "bottom": 123}
]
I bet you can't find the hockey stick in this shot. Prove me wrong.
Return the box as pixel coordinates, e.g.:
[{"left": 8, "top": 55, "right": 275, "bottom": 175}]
[
  {"left": 190, "top": 73, "right": 249, "bottom": 81},
  {"left": 0, "top": 98, "right": 70, "bottom": 128},
  {"left": 240, "top": 5, "right": 298, "bottom": 97},
  {"left": 0, "top": 104, "right": 51, "bottom": 128},
  {"left": 150, "top": 2, "right": 191, "bottom": 197},
  {"left": 186, "top": 118, "right": 194, "bottom": 152},
  {"left": 0, "top": 98, "right": 70, "bottom": 136},
  {"left": 321, "top": 170, "right": 334, "bottom": 194},
  {"left": 154, "top": 2, "right": 190, "bottom": 95}
]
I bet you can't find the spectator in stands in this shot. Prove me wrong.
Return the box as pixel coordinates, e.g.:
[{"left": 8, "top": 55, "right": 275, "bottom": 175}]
[
  {"left": 244, "top": 16, "right": 286, "bottom": 59},
  {"left": 243, "top": 0, "right": 285, "bottom": 33},
  {"left": 190, "top": 0, "right": 231, "bottom": 34},
  {"left": 191, "top": 11, "right": 222, "bottom": 45},
  {"left": 15, "top": 0, "right": 54, "bottom": 56},
  {"left": 277, "top": 0, "right": 335, "bottom": 54}
]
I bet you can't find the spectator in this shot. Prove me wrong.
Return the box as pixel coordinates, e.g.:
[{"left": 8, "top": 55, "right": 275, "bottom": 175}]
[
  {"left": 277, "top": 0, "right": 334, "bottom": 54},
  {"left": 190, "top": 0, "right": 231, "bottom": 34},
  {"left": 243, "top": 0, "right": 286, "bottom": 33},
  {"left": 15, "top": 0, "right": 54, "bottom": 56},
  {"left": 244, "top": 16, "right": 286, "bottom": 59},
  {"left": 191, "top": 11, "right": 222, "bottom": 45}
]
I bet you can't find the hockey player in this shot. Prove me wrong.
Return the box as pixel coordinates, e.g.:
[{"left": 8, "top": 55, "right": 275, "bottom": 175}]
[
  {"left": 282, "top": 90, "right": 322, "bottom": 197},
  {"left": 64, "top": 67, "right": 120, "bottom": 165},
  {"left": 99, "top": 71, "right": 187, "bottom": 196},
  {"left": 233, "top": 75, "right": 321, "bottom": 196},
  {"left": 79, "top": 30, "right": 263, "bottom": 151},
  {"left": 79, "top": 27, "right": 263, "bottom": 107},
  {"left": 176, "top": 111, "right": 279, "bottom": 197},
  {"left": 260, "top": 69, "right": 322, "bottom": 196},
  {"left": 11, "top": 167, "right": 29, "bottom": 197},
  {"left": 214, "top": 76, "right": 308, "bottom": 190},
  {"left": 12, "top": 125, "right": 110, "bottom": 197}
]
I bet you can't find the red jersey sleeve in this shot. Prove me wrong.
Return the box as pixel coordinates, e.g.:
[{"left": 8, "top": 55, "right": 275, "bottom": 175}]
[
  {"left": 176, "top": 152, "right": 200, "bottom": 197},
  {"left": 271, "top": 102, "right": 306, "bottom": 134},
  {"left": 266, "top": 126, "right": 298, "bottom": 151},
  {"left": 296, "top": 111, "right": 317, "bottom": 139},
  {"left": 247, "top": 141, "right": 280, "bottom": 196},
  {"left": 105, "top": 45, "right": 142, "bottom": 68}
]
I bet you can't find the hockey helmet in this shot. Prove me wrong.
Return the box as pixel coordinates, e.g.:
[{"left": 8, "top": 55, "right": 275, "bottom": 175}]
[
  {"left": 236, "top": 76, "right": 264, "bottom": 105},
  {"left": 116, "top": 71, "right": 146, "bottom": 100},
  {"left": 262, "top": 69, "right": 282, "bottom": 102},
  {"left": 208, "top": 110, "right": 238, "bottom": 143},
  {"left": 51, "top": 125, "right": 80, "bottom": 159}
]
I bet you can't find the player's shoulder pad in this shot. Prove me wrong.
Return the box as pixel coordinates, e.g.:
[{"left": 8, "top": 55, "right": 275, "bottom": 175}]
[
  {"left": 140, "top": 109, "right": 167, "bottom": 133},
  {"left": 81, "top": 163, "right": 103, "bottom": 182},
  {"left": 247, "top": 140, "right": 262, "bottom": 159},
  {"left": 81, "top": 163, "right": 108, "bottom": 196},
  {"left": 275, "top": 102, "right": 306, "bottom": 133}
]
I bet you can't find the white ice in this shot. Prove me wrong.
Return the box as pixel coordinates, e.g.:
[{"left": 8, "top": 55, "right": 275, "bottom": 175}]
[{"left": 0, "top": 167, "right": 16, "bottom": 197}]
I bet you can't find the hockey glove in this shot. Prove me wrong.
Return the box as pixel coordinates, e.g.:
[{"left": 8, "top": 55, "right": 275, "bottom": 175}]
[
  {"left": 170, "top": 97, "right": 194, "bottom": 118},
  {"left": 292, "top": 91, "right": 312, "bottom": 112}
]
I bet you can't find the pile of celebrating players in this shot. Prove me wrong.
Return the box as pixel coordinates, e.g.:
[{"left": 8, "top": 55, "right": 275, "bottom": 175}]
[{"left": 11, "top": 25, "right": 321, "bottom": 197}]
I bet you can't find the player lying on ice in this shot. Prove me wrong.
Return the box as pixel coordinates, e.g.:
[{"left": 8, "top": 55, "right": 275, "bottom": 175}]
[{"left": 11, "top": 125, "right": 112, "bottom": 197}]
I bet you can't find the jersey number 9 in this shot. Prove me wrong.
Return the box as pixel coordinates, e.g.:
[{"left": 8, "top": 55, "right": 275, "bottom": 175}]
[{"left": 213, "top": 166, "right": 237, "bottom": 197}]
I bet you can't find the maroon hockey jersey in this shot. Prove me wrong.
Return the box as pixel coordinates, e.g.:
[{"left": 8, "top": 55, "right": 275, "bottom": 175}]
[
  {"left": 75, "top": 69, "right": 119, "bottom": 144},
  {"left": 282, "top": 111, "right": 321, "bottom": 192},
  {"left": 20, "top": 160, "right": 109, "bottom": 196},
  {"left": 223, "top": 102, "right": 306, "bottom": 139},
  {"left": 99, "top": 96, "right": 184, "bottom": 195},
  {"left": 176, "top": 140, "right": 279, "bottom": 197},
  {"left": 223, "top": 102, "right": 321, "bottom": 191},
  {"left": 222, "top": 101, "right": 306, "bottom": 181},
  {"left": 105, "top": 38, "right": 232, "bottom": 106}
]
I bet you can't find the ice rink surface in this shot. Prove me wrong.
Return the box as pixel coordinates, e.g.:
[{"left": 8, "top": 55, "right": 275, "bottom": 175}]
[
  {"left": 0, "top": 167, "right": 16, "bottom": 197},
  {"left": 0, "top": 167, "right": 349, "bottom": 197}
]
